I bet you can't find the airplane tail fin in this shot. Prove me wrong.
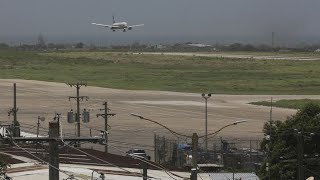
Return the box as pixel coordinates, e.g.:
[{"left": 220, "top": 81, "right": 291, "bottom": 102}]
[{"left": 112, "top": 15, "right": 115, "bottom": 24}]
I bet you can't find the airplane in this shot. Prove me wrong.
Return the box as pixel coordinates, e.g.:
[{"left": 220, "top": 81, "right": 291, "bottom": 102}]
[{"left": 92, "top": 16, "right": 144, "bottom": 32}]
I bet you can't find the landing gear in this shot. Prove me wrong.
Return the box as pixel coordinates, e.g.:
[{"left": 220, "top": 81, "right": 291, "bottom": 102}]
[
  {"left": 123, "top": 29, "right": 126, "bottom": 32},
  {"left": 112, "top": 29, "right": 115, "bottom": 32}
]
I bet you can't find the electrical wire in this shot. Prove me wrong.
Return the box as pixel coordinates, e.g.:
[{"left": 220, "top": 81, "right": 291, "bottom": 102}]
[
  {"left": 12, "top": 142, "right": 74, "bottom": 177},
  {"left": 107, "top": 142, "right": 187, "bottom": 180},
  {"left": 130, "top": 114, "right": 191, "bottom": 139},
  {"left": 61, "top": 142, "right": 148, "bottom": 179},
  {"left": 59, "top": 122, "right": 183, "bottom": 179},
  {"left": 197, "top": 173, "right": 204, "bottom": 180}
]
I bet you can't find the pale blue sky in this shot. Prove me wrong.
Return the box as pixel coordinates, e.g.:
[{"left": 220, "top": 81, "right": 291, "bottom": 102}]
[{"left": 1, "top": 0, "right": 319, "bottom": 45}]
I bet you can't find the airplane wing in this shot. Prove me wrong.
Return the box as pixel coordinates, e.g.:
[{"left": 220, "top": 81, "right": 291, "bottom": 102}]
[
  {"left": 91, "top": 23, "right": 112, "bottom": 27},
  {"left": 128, "top": 24, "right": 144, "bottom": 28}
]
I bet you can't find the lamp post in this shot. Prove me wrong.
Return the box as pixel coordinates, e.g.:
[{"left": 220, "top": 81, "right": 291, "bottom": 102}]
[
  {"left": 36, "top": 116, "right": 45, "bottom": 154},
  {"left": 202, "top": 93, "right": 211, "bottom": 151}
]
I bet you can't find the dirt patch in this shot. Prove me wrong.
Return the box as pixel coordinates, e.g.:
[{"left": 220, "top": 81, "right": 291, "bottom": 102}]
[{"left": 1, "top": 79, "right": 319, "bottom": 157}]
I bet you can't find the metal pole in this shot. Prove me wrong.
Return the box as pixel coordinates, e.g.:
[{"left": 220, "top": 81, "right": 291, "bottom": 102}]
[
  {"left": 191, "top": 133, "right": 198, "bottom": 180},
  {"left": 12, "top": 83, "right": 20, "bottom": 137},
  {"left": 143, "top": 162, "right": 148, "bottom": 180},
  {"left": 297, "top": 132, "right": 304, "bottom": 180},
  {"left": 104, "top": 102, "right": 108, "bottom": 153},
  {"left": 154, "top": 133, "right": 157, "bottom": 163},
  {"left": 13, "top": 83, "right": 17, "bottom": 125},
  {"left": 36, "top": 117, "right": 40, "bottom": 138},
  {"left": 205, "top": 97, "right": 208, "bottom": 151},
  {"left": 76, "top": 85, "right": 80, "bottom": 140},
  {"left": 233, "top": 155, "right": 235, "bottom": 180},
  {"left": 36, "top": 117, "right": 40, "bottom": 154}
]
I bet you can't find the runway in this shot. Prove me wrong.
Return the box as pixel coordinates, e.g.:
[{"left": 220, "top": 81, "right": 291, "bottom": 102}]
[{"left": 137, "top": 52, "right": 320, "bottom": 61}]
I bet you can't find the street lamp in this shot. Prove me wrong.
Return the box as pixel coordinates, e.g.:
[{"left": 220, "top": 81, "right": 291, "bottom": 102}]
[
  {"left": 201, "top": 120, "right": 247, "bottom": 139},
  {"left": 202, "top": 93, "right": 212, "bottom": 151},
  {"left": 130, "top": 113, "right": 190, "bottom": 138}
]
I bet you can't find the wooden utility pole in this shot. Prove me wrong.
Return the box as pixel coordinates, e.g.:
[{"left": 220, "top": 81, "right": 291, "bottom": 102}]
[
  {"left": 8, "top": 117, "right": 102, "bottom": 180},
  {"left": 97, "top": 101, "right": 115, "bottom": 153},
  {"left": 8, "top": 83, "right": 20, "bottom": 137},
  {"left": 67, "top": 82, "right": 88, "bottom": 147},
  {"left": 49, "top": 121, "right": 59, "bottom": 180}
]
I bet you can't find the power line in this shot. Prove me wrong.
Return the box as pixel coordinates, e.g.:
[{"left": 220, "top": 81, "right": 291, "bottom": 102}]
[
  {"left": 107, "top": 142, "right": 186, "bottom": 180},
  {"left": 12, "top": 142, "right": 75, "bottom": 178},
  {"left": 130, "top": 113, "right": 191, "bottom": 138},
  {"left": 61, "top": 142, "right": 147, "bottom": 178}
]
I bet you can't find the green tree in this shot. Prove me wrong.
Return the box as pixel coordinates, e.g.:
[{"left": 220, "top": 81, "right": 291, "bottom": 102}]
[
  {"left": 75, "top": 42, "right": 84, "bottom": 49},
  {"left": 0, "top": 155, "right": 9, "bottom": 177},
  {"left": 259, "top": 103, "right": 320, "bottom": 179}
]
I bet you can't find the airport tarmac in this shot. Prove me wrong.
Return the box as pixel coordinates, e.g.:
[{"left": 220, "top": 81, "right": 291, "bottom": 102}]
[
  {"left": 1, "top": 79, "right": 319, "bottom": 156},
  {"left": 138, "top": 52, "right": 320, "bottom": 61}
]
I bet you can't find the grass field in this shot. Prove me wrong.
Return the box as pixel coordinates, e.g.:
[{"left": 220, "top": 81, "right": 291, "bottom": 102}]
[
  {"left": 249, "top": 99, "right": 320, "bottom": 109},
  {"left": 1, "top": 49, "right": 320, "bottom": 94}
]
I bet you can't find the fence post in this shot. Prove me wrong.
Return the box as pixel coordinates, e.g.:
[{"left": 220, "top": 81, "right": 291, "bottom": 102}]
[{"left": 154, "top": 133, "right": 157, "bottom": 162}]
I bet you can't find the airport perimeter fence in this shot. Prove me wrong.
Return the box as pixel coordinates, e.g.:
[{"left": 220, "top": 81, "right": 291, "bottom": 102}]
[{"left": 154, "top": 134, "right": 265, "bottom": 174}]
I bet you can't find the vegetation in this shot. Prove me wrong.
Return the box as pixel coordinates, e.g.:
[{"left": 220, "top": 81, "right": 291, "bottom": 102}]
[
  {"left": 0, "top": 155, "right": 9, "bottom": 176},
  {"left": 259, "top": 103, "right": 320, "bottom": 179},
  {"left": 1, "top": 49, "right": 320, "bottom": 94},
  {"left": 250, "top": 99, "right": 320, "bottom": 109}
]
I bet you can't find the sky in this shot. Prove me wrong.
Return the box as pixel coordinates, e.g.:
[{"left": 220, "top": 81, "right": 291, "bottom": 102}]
[{"left": 1, "top": 0, "right": 320, "bottom": 45}]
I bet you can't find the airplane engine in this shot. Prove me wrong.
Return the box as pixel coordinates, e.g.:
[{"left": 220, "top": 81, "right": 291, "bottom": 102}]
[{"left": 128, "top": 27, "right": 132, "bottom": 30}]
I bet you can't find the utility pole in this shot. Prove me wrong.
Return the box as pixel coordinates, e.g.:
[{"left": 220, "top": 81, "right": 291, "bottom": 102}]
[
  {"left": 49, "top": 120, "right": 59, "bottom": 180},
  {"left": 296, "top": 131, "right": 304, "bottom": 180},
  {"left": 97, "top": 101, "right": 115, "bottom": 153},
  {"left": 67, "top": 82, "right": 88, "bottom": 147},
  {"left": 8, "top": 83, "right": 20, "bottom": 137},
  {"left": 268, "top": 97, "right": 273, "bottom": 180},
  {"left": 7, "top": 115, "right": 102, "bottom": 180},
  {"left": 201, "top": 93, "right": 211, "bottom": 151},
  {"left": 13, "top": 83, "right": 18, "bottom": 126},
  {"left": 191, "top": 133, "right": 198, "bottom": 180}
]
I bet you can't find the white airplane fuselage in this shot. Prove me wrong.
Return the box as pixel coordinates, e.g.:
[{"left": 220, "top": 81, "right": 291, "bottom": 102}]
[
  {"left": 111, "top": 22, "right": 131, "bottom": 31},
  {"left": 91, "top": 16, "right": 143, "bottom": 32}
]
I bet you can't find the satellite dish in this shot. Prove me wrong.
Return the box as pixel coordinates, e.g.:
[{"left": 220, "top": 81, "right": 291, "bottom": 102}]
[
  {"left": 38, "top": 116, "right": 45, "bottom": 122},
  {"left": 306, "top": 177, "right": 314, "bottom": 180}
]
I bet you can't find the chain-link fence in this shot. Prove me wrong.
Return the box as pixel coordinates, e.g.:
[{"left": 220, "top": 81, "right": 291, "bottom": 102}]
[{"left": 154, "top": 134, "right": 265, "bottom": 174}]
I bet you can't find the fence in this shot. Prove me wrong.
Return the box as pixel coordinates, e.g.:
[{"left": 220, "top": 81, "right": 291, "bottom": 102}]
[{"left": 154, "top": 134, "right": 265, "bottom": 173}]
